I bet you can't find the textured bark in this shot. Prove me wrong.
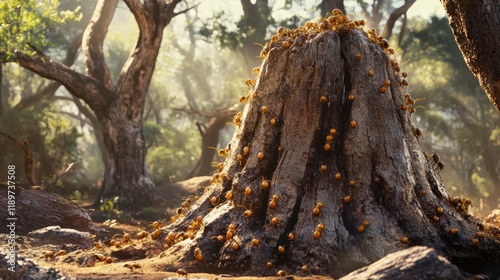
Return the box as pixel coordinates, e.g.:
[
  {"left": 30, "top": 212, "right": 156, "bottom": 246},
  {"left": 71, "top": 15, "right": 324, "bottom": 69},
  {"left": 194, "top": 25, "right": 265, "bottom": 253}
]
[
  {"left": 159, "top": 27, "right": 500, "bottom": 278},
  {"left": 14, "top": 52, "right": 114, "bottom": 118},
  {"left": 82, "top": 0, "right": 116, "bottom": 89},
  {"left": 440, "top": 0, "right": 500, "bottom": 111},
  {"left": 97, "top": 114, "right": 163, "bottom": 207}
]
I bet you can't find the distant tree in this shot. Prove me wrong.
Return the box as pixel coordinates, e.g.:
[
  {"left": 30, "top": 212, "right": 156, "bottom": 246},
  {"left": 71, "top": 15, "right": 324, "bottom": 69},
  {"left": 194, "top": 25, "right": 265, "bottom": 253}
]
[
  {"left": 0, "top": 0, "right": 92, "bottom": 188},
  {"left": 1, "top": 0, "right": 192, "bottom": 209}
]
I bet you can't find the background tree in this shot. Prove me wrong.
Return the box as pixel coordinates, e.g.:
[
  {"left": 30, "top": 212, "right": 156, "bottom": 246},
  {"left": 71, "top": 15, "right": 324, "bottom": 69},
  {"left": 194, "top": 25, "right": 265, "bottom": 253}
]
[
  {"left": 0, "top": 0, "right": 94, "bottom": 192},
  {"left": 1, "top": 0, "right": 190, "bottom": 209}
]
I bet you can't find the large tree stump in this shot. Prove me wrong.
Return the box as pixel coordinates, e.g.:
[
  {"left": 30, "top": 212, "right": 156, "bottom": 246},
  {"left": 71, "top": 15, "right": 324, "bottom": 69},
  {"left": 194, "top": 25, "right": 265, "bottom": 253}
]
[{"left": 160, "top": 15, "right": 500, "bottom": 278}]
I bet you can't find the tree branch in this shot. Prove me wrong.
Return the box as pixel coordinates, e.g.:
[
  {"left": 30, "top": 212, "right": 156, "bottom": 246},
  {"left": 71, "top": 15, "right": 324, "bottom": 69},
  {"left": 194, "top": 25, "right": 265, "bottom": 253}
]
[
  {"left": 14, "top": 33, "right": 84, "bottom": 111},
  {"left": 116, "top": 0, "right": 183, "bottom": 120},
  {"left": 381, "top": 0, "right": 416, "bottom": 40},
  {"left": 397, "top": 13, "right": 408, "bottom": 46},
  {"left": 14, "top": 51, "right": 114, "bottom": 116},
  {"left": 63, "top": 32, "right": 84, "bottom": 66},
  {"left": 27, "top": 43, "right": 49, "bottom": 60},
  {"left": 14, "top": 82, "right": 60, "bottom": 111},
  {"left": 82, "top": 0, "right": 117, "bottom": 89},
  {"left": 163, "top": 0, "right": 184, "bottom": 25},
  {"left": 173, "top": 2, "right": 201, "bottom": 17}
]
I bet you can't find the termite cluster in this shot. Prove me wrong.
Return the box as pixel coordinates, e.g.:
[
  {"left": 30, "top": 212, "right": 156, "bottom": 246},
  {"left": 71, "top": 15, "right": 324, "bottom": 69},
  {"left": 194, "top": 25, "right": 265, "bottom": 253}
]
[
  {"left": 449, "top": 196, "right": 472, "bottom": 215},
  {"left": 164, "top": 216, "right": 204, "bottom": 250},
  {"left": 44, "top": 249, "right": 67, "bottom": 261},
  {"left": 258, "top": 9, "right": 365, "bottom": 61}
]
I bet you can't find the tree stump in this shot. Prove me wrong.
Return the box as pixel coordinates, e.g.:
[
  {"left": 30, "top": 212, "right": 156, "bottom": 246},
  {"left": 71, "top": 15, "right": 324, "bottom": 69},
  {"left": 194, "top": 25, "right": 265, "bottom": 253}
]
[{"left": 160, "top": 15, "right": 500, "bottom": 278}]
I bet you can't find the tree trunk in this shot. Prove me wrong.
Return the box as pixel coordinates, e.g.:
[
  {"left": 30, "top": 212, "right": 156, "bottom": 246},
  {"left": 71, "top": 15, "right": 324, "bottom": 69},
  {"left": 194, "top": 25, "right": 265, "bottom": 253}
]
[
  {"left": 440, "top": 0, "right": 500, "bottom": 111},
  {"left": 94, "top": 114, "right": 164, "bottom": 208},
  {"left": 160, "top": 20, "right": 500, "bottom": 278},
  {"left": 188, "top": 110, "right": 235, "bottom": 178}
]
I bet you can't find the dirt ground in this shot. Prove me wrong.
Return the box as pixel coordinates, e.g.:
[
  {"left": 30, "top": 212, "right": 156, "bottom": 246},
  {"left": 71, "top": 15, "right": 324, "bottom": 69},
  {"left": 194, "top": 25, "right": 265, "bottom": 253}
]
[{"left": 1, "top": 214, "right": 335, "bottom": 280}]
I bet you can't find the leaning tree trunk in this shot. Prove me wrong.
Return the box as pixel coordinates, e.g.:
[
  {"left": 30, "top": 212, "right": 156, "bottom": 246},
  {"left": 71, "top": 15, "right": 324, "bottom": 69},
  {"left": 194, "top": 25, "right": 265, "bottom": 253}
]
[
  {"left": 188, "top": 110, "right": 235, "bottom": 178},
  {"left": 160, "top": 17, "right": 500, "bottom": 278}
]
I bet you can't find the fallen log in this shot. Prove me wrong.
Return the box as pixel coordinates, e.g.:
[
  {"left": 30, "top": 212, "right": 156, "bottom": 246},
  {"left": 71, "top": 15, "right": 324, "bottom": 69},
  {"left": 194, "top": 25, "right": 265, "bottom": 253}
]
[{"left": 0, "top": 185, "right": 98, "bottom": 235}]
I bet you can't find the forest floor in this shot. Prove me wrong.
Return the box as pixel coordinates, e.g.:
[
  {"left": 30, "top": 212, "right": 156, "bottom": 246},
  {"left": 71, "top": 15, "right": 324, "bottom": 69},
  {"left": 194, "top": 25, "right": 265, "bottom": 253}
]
[
  {"left": 3, "top": 177, "right": 497, "bottom": 280},
  {"left": 5, "top": 214, "right": 334, "bottom": 280}
]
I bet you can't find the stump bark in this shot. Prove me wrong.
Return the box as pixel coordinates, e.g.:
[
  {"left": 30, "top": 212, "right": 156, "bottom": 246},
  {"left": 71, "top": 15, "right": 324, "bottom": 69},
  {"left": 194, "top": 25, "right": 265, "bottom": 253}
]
[{"left": 160, "top": 19, "right": 500, "bottom": 278}]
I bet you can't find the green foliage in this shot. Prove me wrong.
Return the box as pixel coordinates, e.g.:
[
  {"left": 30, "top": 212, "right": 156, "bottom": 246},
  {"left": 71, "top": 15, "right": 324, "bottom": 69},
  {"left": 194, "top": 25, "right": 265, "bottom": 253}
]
[
  {"left": 146, "top": 121, "right": 200, "bottom": 182},
  {"left": 0, "top": 0, "right": 82, "bottom": 62},
  {"left": 401, "top": 16, "right": 500, "bottom": 206},
  {"left": 69, "top": 189, "right": 88, "bottom": 204},
  {"left": 99, "top": 196, "right": 122, "bottom": 217},
  {"left": 199, "top": 11, "right": 241, "bottom": 50},
  {"left": 0, "top": 86, "right": 86, "bottom": 192}
]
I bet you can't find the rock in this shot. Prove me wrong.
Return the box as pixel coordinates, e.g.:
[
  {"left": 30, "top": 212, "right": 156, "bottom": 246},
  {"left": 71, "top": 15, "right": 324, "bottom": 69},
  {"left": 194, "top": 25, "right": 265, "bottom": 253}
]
[
  {"left": 0, "top": 252, "right": 71, "bottom": 280},
  {"left": 27, "top": 226, "right": 93, "bottom": 248},
  {"left": 340, "top": 246, "right": 464, "bottom": 280}
]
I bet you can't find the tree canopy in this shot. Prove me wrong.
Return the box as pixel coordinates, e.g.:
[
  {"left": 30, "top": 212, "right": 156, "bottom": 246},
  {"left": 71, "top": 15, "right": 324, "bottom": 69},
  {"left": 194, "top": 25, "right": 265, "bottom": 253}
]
[{"left": 0, "top": 0, "right": 81, "bottom": 62}]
